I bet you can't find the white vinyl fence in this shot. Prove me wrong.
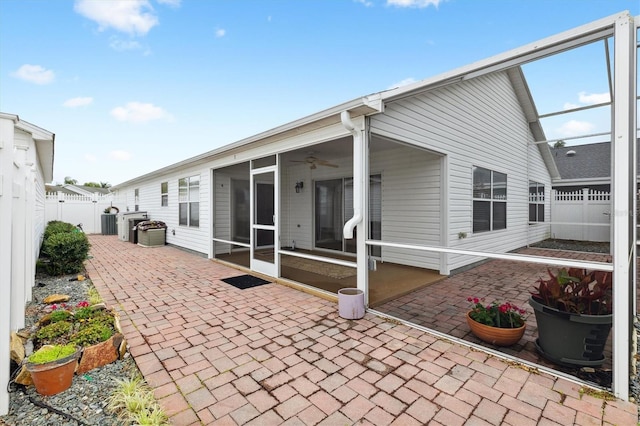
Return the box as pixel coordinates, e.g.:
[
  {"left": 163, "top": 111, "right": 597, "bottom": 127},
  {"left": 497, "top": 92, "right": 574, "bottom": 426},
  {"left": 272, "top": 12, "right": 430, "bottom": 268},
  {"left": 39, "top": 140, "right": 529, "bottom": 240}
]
[
  {"left": 45, "top": 192, "right": 115, "bottom": 234},
  {"left": 550, "top": 189, "right": 611, "bottom": 242}
]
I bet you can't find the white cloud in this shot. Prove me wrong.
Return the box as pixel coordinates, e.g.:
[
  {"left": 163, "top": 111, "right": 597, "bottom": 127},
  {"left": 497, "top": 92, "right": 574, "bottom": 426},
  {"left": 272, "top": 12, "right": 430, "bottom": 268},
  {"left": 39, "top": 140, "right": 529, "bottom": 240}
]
[
  {"left": 387, "top": 0, "right": 443, "bottom": 8},
  {"left": 563, "top": 102, "right": 580, "bottom": 110},
  {"left": 157, "top": 0, "right": 181, "bottom": 7},
  {"left": 556, "top": 120, "right": 595, "bottom": 137},
  {"left": 109, "top": 37, "right": 143, "bottom": 51},
  {"left": 215, "top": 28, "right": 226, "bottom": 38},
  {"left": 389, "top": 77, "right": 417, "bottom": 89},
  {"left": 110, "top": 102, "right": 173, "bottom": 123},
  {"left": 63, "top": 97, "right": 93, "bottom": 107},
  {"left": 74, "top": 0, "right": 158, "bottom": 36},
  {"left": 578, "top": 91, "right": 610, "bottom": 105},
  {"left": 84, "top": 153, "right": 97, "bottom": 162},
  {"left": 109, "top": 150, "right": 132, "bottom": 161},
  {"left": 355, "top": 0, "right": 373, "bottom": 6},
  {"left": 11, "top": 64, "right": 55, "bottom": 84}
]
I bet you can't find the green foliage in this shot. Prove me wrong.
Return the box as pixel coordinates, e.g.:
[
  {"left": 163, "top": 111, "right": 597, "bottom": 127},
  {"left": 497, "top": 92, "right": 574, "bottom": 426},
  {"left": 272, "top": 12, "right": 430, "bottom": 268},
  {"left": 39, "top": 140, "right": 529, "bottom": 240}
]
[
  {"left": 532, "top": 268, "right": 612, "bottom": 315},
  {"left": 107, "top": 374, "right": 168, "bottom": 425},
  {"left": 87, "top": 287, "right": 103, "bottom": 305},
  {"left": 28, "top": 344, "right": 77, "bottom": 364},
  {"left": 36, "top": 321, "right": 72, "bottom": 341},
  {"left": 74, "top": 306, "right": 96, "bottom": 320},
  {"left": 42, "top": 231, "right": 90, "bottom": 275},
  {"left": 49, "top": 310, "right": 72, "bottom": 323},
  {"left": 70, "top": 323, "right": 113, "bottom": 347},
  {"left": 43, "top": 221, "right": 76, "bottom": 241},
  {"left": 468, "top": 298, "right": 526, "bottom": 329}
]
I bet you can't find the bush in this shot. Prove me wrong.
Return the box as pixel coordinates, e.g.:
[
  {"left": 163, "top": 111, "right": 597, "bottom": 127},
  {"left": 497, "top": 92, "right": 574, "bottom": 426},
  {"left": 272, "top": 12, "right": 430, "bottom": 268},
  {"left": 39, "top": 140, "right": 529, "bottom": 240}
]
[
  {"left": 42, "top": 232, "right": 90, "bottom": 275},
  {"left": 36, "top": 321, "right": 72, "bottom": 341},
  {"left": 43, "top": 221, "right": 76, "bottom": 241},
  {"left": 71, "top": 323, "right": 113, "bottom": 347}
]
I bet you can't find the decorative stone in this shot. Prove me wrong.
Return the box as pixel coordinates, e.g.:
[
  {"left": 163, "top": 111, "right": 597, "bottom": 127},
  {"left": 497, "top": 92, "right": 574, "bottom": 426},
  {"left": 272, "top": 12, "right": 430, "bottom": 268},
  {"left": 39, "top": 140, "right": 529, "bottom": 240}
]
[
  {"left": 43, "top": 294, "right": 70, "bottom": 304},
  {"left": 90, "top": 303, "right": 107, "bottom": 311},
  {"left": 14, "top": 365, "right": 34, "bottom": 386},
  {"left": 118, "top": 339, "right": 127, "bottom": 360},
  {"left": 10, "top": 332, "right": 25, "bottom": 364},
  {"left": 77, "top": 333, "right": 124, "bottom": 374}
]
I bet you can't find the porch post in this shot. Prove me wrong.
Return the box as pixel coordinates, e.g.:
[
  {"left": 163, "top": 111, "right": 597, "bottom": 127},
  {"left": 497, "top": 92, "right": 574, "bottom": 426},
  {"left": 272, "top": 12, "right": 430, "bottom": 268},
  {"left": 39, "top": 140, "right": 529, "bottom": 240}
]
[
  {"left": 358, "top": 118, "right": 369, "bottom": 304},
  {"left": 340, "top": 111, "right": 368, "bottom": 303},
  {"left": 611, "top": 13, "right": 636, "bottom": 401}
]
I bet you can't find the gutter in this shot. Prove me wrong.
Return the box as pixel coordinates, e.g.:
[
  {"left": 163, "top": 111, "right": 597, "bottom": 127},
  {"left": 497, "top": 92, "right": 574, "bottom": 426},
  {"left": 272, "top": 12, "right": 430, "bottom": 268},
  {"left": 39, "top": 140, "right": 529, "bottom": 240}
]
[{"left": 341, "top": 111, "right": 362, "bottom": 239}]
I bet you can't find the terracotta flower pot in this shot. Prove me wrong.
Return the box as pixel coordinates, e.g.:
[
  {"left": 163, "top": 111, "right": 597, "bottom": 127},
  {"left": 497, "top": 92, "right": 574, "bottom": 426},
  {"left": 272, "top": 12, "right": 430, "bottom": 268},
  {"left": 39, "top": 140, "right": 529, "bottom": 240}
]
[
  {"left": 466, "top": 312, "right": 525, "bottom": 346},
  {"left": 25, "top": 349, "right": 81, "bottom": 396}
]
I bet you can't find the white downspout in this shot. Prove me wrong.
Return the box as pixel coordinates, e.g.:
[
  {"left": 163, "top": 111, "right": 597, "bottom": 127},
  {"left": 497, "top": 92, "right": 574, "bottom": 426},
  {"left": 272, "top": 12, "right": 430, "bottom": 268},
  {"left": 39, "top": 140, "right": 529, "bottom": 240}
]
[{"left": 341, "top": 111, "right": 363, "bottom": 239}]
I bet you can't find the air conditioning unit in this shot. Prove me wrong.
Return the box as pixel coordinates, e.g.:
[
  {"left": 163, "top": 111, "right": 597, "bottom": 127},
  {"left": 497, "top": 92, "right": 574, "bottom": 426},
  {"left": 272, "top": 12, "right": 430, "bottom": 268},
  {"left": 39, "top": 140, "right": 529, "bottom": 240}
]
[{"left": 117, "top": 211, "right": 148, "bottom": 241}]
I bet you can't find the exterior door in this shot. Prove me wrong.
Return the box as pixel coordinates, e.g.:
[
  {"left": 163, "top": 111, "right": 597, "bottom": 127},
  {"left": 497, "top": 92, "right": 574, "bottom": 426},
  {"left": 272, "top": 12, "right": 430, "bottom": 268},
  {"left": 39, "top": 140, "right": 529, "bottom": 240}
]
[{"left": 250, "top": 166, "right": 277, "bottom": 276}]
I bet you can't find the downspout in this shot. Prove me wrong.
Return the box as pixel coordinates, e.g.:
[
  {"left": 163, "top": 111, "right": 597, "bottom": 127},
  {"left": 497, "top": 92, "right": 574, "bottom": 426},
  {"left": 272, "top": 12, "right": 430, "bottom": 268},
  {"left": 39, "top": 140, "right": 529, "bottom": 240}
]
[{"left": 341, "top": 111, "right": 362, "bottom": 239}]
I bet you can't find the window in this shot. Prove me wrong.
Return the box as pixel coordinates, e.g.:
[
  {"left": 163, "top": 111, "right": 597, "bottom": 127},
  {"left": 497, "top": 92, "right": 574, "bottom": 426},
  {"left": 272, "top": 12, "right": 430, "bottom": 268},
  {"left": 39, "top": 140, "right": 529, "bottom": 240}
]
[
  {"left": 472, "top": 166, "right": 506, "bottom": 233},
  {"left": 179, "top": 175, "right": 200, "bottom": 227},
  {"left": 161, "top": 182, "right": 168, "bottom": 207},
  {"left": 134, "top": 189, "right": 139, "bottom": 212},
  {"left": 529, "top": 181, "right": 545, "bottom": 223}
]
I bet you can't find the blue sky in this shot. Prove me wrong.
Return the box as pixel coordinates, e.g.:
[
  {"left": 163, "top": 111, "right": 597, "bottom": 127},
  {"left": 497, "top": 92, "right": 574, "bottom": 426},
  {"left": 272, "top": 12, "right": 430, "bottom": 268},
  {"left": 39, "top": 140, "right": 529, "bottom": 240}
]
[{"left": 1, "top": 0, "right": 638, "bottom": 186}]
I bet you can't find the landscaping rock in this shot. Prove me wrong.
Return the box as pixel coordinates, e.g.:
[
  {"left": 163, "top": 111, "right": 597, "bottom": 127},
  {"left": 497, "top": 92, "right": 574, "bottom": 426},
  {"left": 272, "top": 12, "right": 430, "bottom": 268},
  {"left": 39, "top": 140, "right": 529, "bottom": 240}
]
[
  {"left": 77, "top": 333, "right": 125, "bottom": 374},
  {"left": 43, "top": 294, "right": 70, "bottom": 304},
  {"left": 10, "top": 332, "right": 25, "bottom": 364},
  {"left": 14, "top": 366, "right": 33, "bottom": 386}
]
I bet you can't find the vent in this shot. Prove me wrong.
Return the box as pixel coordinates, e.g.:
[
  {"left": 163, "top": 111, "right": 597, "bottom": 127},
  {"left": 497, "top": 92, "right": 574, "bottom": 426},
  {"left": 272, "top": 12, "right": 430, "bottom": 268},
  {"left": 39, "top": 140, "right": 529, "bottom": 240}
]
[{"left": 566, "top": 150, "right": 576, "bottom": 157}]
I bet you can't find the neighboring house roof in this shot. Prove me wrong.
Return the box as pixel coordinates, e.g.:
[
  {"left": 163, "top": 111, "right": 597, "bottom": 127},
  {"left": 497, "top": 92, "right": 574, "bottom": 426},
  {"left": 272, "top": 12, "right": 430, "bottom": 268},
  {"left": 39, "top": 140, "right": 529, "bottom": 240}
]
[
  {"left": 0, "top": 112, "right": 55, "bottom": 182},
  {"left": 46, "top": 184, "right": 111, "bottom": 195},
  {"left": 551, "top": 140, "right": 640, "bottom": 185},
  {"left": 552, "top": 142, "right": 611, "bottom": 180},
  {"left": 111, "top": 11, "right": 627, "bottom": 190}
]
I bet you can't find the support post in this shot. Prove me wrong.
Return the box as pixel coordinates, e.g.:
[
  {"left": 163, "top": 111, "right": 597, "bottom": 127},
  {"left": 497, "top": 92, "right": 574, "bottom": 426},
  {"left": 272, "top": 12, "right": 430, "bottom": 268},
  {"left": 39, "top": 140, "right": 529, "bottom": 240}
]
[{"left": 611, "top": 13, "right": 636, "bottom": 401}]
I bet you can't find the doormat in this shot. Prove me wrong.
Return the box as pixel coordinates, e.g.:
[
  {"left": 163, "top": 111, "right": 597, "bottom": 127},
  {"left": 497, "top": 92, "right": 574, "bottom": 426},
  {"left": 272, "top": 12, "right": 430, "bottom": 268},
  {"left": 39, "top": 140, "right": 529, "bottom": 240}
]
[{"left": 222, "top": 274, "right": 271, "bottom": 290}]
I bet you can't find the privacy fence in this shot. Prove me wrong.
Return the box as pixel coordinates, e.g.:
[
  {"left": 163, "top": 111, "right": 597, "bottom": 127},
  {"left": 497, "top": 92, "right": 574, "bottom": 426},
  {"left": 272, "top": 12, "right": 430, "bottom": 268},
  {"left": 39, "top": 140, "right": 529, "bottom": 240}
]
[
  {"left": 45, "top": 193, "right": 115, "bottom": 234},
  {"left": 549, "top": 189, "right": 611, "bottom": 242}
]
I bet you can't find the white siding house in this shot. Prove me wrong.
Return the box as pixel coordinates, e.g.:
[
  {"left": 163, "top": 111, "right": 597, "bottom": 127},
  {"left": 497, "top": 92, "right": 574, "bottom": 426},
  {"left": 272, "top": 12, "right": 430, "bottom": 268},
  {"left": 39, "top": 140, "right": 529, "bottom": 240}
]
[
  {"left": 112, "top": 67, "right": 553, "bottom": 276},
  {"left": 0, "top": 113, "right": 54, "bottom": 416},
  {"left": 110, "top": 12, "right": 636, "bottom": 398}
]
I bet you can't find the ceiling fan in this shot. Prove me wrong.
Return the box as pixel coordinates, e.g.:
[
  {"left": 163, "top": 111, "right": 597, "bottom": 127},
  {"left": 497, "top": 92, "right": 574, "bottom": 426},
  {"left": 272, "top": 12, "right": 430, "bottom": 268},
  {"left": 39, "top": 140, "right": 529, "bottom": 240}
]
[{"left": 290, "top": 153, "right": 338, "bottom": 169}]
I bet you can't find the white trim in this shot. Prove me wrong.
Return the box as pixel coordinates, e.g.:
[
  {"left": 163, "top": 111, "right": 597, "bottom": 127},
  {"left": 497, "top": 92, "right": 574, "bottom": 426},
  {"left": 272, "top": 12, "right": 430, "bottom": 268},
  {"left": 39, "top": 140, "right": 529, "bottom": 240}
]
[
  {"left": 611, "top": 13, "right": 636, "bottom": 401},
  {"left": 366, "top": 240, "right": 614, "bottom": 271},
  {"left": 280, "top": 249, "right": 357, "bottom": 269}
]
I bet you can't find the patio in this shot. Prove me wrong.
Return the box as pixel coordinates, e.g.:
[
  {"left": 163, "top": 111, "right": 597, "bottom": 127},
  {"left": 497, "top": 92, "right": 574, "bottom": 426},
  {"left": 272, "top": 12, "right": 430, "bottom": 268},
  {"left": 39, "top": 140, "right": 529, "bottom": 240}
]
[
  {"left": 84, "top": 235, "right": 636, "bottom": 425},
  {"left": 374, "top": 247, "right": 615, "bottom": 386}
]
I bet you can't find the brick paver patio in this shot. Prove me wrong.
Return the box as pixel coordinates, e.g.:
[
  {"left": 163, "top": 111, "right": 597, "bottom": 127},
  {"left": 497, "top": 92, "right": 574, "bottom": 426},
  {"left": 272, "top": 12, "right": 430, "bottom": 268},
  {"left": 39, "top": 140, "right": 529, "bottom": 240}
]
[{"left": 85, "top": 235, "right": 636, "bottom": 425}]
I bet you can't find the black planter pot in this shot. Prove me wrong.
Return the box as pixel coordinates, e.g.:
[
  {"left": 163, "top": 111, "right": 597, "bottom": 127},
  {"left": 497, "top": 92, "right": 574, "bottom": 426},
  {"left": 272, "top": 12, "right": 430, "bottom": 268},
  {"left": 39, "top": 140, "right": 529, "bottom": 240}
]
[{"left": 528, "top": 296, "right": 612, "bottom": 367}]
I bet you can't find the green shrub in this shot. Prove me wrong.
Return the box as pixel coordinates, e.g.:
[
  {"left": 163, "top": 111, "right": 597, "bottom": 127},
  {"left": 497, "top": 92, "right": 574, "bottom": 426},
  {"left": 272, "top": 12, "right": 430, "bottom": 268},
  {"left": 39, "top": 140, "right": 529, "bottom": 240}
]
[
  {"left": 42, "top": 231, "right": 90, "bottom": 275},
  {"left": 36, "top": 321, "right": 72, "bottom": 341},
  {"left": 28, "top": 344, "right": 77, "bottom": 364},
  {"left": 71, "top": 323, "right": 113, "bottom": 347},
  {"left": 49, "top": 310, "right": 72, "bottom": 323},
  {"left": 43, "top": 221, "right": 76, "bottom": 241}
]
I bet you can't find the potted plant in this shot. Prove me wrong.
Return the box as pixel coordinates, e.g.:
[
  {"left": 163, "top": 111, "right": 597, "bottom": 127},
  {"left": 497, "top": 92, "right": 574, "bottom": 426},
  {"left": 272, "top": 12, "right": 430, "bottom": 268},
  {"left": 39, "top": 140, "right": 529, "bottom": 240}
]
[
  {"left": 529, "top": 267, "right": 612, "bottom": 367},
  {"left": 25, "top": 343, "right": 81, "bottom": 395},
  {"left": 466, "top": 297, "right": 527, "bottom": 346}
]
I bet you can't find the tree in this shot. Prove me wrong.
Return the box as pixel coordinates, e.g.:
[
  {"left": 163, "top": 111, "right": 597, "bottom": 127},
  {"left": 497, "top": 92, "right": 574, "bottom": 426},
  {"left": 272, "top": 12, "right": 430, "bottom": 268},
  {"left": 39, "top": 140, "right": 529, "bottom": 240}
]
[
  {"left": 64, "top": 177, "right": 78, "bottom": 185},
  {"left": 83, "top": 181, "right": 111, "bottom": 188},
  {"left": 553, "top": 140, "right": 566, "bottom": 148}
]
